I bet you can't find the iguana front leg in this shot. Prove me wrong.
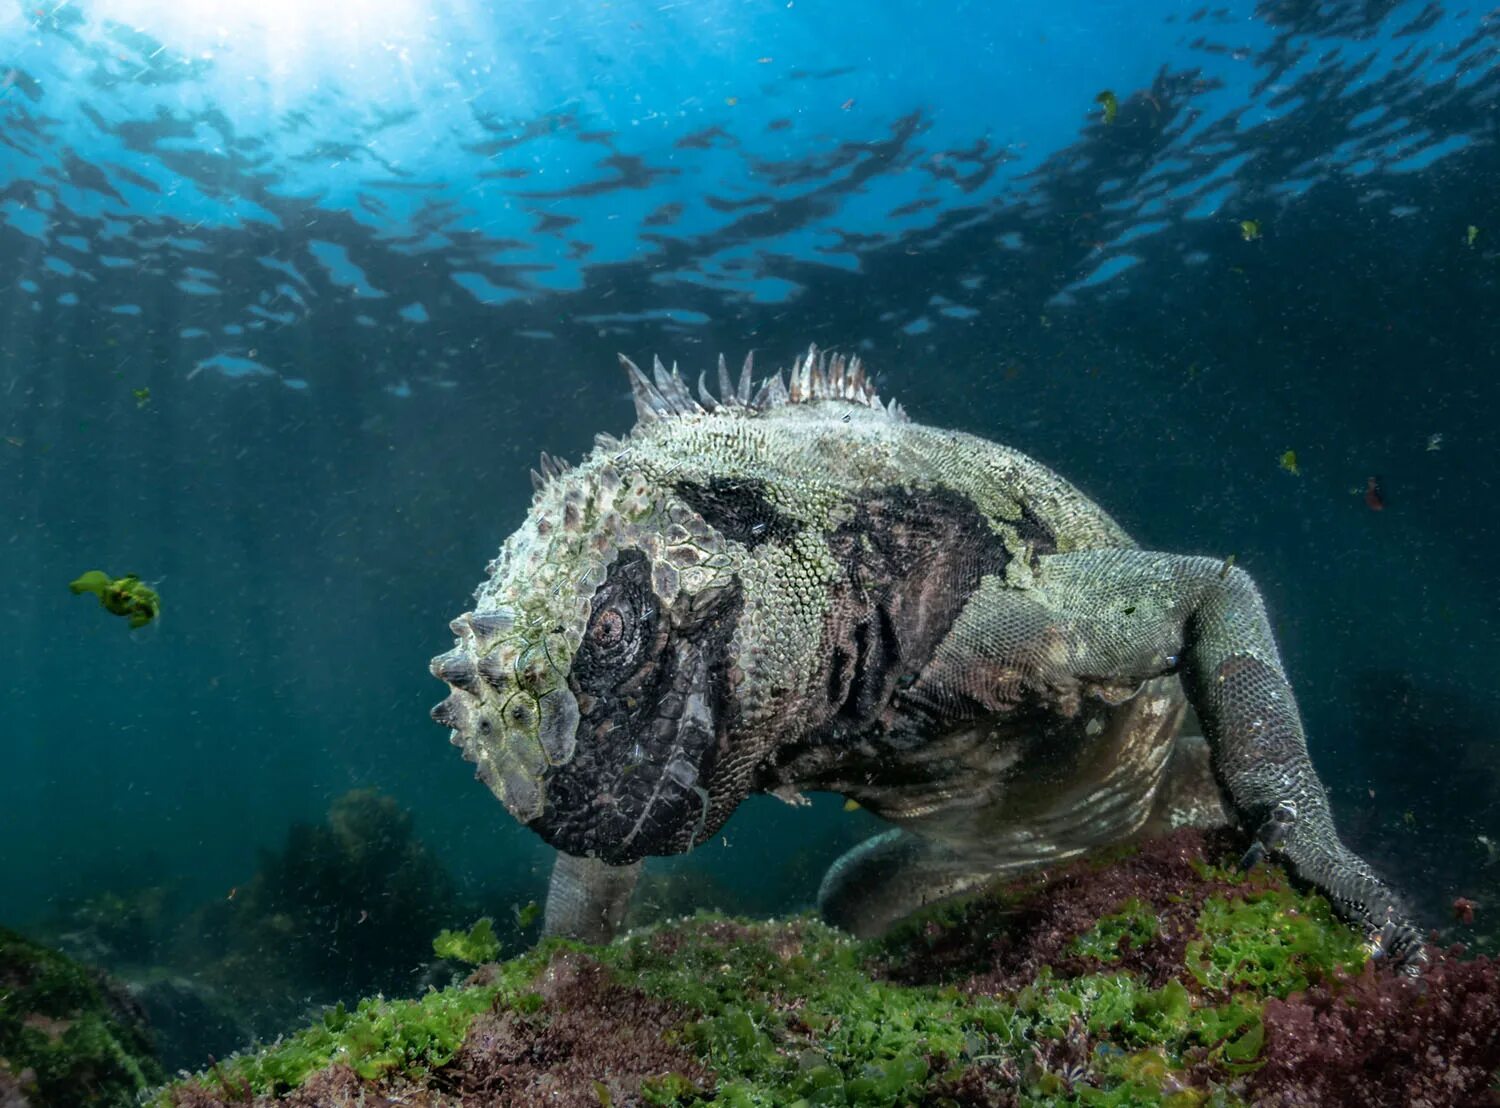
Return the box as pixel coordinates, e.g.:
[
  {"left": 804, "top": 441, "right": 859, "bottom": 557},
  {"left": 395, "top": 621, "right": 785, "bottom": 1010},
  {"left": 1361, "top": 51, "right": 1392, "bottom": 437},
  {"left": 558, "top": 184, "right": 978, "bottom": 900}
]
[
  {"left": 1038, "top": 549, "right": 1426, "bottom": 972},
  {"left": 542, "top": 852, "right": 642, "bottom": 943}
]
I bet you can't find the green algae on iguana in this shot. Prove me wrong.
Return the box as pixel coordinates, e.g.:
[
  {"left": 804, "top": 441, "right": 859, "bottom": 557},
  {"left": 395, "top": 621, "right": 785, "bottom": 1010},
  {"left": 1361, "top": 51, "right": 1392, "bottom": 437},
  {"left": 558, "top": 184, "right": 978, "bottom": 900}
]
[
  {"left": 0, "top": 926, "right": 164, "bottom": 1108},
  {"left": 152, "top": 832, "right": 1498, "bottom": 1107}
]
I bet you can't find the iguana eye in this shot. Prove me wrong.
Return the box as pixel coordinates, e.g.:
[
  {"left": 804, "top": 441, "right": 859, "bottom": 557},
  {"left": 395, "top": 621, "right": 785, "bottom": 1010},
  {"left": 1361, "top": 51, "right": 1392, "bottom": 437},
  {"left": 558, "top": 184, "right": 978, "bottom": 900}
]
[
  {"left": 573, "top": 549, "right": 662, "bottom": 698},
  {"left": 590, "top": 606, "right": 627, "bottom": 649}
]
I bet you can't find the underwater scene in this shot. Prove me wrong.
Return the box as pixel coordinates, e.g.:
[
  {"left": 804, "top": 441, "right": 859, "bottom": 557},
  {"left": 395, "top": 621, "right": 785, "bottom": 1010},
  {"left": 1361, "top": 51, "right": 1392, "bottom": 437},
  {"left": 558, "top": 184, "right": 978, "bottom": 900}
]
[{"left": 3, "top": 0, "right": 1500, "bottom": 1103}]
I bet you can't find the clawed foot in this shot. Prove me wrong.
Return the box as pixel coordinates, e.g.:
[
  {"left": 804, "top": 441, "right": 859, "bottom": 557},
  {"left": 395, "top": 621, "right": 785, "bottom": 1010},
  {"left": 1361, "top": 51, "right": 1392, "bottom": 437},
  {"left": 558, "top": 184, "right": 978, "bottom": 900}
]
[
  {"left": 1365, "top": 912, "right": 1429, "bottom": 978},
  {"left": 1239, "top": 801, "right": 1428, "bottom": 978},
  {"left": 1239, "top": 801, "right": 1298, "bottom": 870}
]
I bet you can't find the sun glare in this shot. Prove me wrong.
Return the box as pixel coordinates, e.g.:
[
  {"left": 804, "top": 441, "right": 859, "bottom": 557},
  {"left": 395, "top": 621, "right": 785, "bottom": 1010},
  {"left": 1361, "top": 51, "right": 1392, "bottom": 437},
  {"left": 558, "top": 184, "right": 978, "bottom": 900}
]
[{"left": 82, "top": 0, "right": 434, "bottom": 79}]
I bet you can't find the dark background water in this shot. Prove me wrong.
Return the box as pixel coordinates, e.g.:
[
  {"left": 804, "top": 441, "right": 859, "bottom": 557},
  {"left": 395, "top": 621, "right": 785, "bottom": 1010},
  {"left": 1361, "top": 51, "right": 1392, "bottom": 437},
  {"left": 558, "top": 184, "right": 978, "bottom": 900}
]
[{"left": 2, "top": 0, "right": 1498, "bottom": 1068}]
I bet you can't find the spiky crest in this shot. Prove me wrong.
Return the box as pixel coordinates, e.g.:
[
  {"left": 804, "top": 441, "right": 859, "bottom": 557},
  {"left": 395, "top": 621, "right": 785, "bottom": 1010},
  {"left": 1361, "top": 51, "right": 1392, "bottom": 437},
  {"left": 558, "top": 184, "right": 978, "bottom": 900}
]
[
  {"left": 530, "top": 345, "right": 906, "bottom": 502},
  {"left": 619, "top": 344, "right": 906, "bottom": 428}
]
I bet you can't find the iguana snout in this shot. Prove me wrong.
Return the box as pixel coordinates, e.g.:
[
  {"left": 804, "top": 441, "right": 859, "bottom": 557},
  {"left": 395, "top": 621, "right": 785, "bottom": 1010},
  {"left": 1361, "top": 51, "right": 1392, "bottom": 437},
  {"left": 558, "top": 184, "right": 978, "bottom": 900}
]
[{"left": 431, "top": 442, "right": 750, "bottom": 865}]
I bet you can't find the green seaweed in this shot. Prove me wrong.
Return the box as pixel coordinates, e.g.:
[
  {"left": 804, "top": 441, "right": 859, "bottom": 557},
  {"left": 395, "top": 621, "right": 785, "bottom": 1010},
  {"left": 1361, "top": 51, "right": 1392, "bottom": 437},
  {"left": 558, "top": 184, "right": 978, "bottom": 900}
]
[
  {"left": 433, "top": 917, "right": 502, "bottom": 965},
  {"left": 601, "top": 917, "right": 969, "bottom": 1106},
  {"left": 151, "top": 837, "right": 1413, "bottom": 1108},
  {"left": 0, "top": 926, "right": 164, "bottom": 1107},
  {"left": 1186, "top": 887, "right": 1366, "bottom": 996},
  {"left": 599, "top": 917, "right": 1225, "bottom": 1107},
  {"left": 1071, "top": 898, "right": 1160, "bottom": 963},
  {"left": 69, "top": 570, "right": 160, "bottom": 628},
  {"left": 152, "top": 943, "right": 561, "bottom": 1103},
  {"left": 641, "top": 1071, "right": 704, "bottom": 1104},
  {"left": 514, "top": 899, "right": 543, "bottom": 929}
]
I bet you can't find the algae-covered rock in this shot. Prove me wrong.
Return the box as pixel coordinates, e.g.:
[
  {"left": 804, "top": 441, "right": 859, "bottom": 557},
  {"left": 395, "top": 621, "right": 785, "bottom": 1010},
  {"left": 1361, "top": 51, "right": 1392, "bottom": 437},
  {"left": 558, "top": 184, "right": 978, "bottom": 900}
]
[
  {"left": 0, "top": 927, "right": 163, "bottom": 1108},
  {"left": 153, "top": 830, "right": 1500, "bottom": 1107}
]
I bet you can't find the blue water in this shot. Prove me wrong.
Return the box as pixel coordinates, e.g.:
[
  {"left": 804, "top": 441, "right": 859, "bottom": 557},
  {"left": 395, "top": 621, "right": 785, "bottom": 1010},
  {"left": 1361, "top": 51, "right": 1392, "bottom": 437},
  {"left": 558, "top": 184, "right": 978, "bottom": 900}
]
[{"left": 2, "top": 0, "right": 1498, "bottom": 1069}]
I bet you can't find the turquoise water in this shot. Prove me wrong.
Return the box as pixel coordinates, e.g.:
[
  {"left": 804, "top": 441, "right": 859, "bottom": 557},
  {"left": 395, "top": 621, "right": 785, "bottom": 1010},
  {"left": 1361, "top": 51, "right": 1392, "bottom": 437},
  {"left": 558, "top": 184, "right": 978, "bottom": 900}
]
[{"left": 2, "top": 0, "right": 1497, "bottom": 1071}]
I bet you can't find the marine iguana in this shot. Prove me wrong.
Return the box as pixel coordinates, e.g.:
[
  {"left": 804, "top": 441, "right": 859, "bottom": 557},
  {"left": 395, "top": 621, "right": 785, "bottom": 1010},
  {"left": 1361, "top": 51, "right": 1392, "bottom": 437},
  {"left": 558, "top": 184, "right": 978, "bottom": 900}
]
[{"left": 430, "top": 345, "right": 1425, "bottom": 972}]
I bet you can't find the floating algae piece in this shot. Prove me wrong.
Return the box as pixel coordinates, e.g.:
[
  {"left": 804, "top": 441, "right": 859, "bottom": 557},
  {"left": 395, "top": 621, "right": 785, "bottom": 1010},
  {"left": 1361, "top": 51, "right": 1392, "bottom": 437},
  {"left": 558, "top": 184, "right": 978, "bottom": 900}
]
[
  {"left": 69, "top": 570, "right": 160, "bottom": 628},
  {"left": 433, "top": 917, "right": 502, "bottom": 965},
  {"left": 1278, "top": 449, "right": 1299, "bottom": 476},
  {"left": 1240, "top": 219, "right": 1262, "bottom": 241},
  {"left": 513, "top": 900, "right": 542, "bottom": 929},
  {"left": 1095, "top": 89, "right": 1118, "bottom": 124}
]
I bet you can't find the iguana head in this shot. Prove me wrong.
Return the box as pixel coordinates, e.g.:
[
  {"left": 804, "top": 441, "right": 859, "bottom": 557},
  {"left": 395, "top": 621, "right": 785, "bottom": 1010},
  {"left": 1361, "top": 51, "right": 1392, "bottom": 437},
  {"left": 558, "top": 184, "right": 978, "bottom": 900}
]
[{"left": 430, "top": 346, "right": 906, "bottom": 864}]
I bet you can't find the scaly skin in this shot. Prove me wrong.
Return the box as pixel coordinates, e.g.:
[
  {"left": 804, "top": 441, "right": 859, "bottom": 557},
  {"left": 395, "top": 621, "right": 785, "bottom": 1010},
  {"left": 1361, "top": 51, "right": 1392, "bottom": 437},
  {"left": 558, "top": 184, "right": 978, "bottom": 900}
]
[{"left": 430, "top": 346, "right": 1425, "bottom": 972}]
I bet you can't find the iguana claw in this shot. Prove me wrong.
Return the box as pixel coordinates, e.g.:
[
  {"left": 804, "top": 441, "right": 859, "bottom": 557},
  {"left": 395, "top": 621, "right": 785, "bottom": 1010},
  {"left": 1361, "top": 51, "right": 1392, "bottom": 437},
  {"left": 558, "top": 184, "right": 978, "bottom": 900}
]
[
  {"left": 1366, "top": 913, "right": 1429, "bottom": 978},
  {"left": 1240, "top": 802, "right": 1427, "bottom": 976},
  {"left": 1239, "top": 801, "right": 1297, "bottom": 870}
]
